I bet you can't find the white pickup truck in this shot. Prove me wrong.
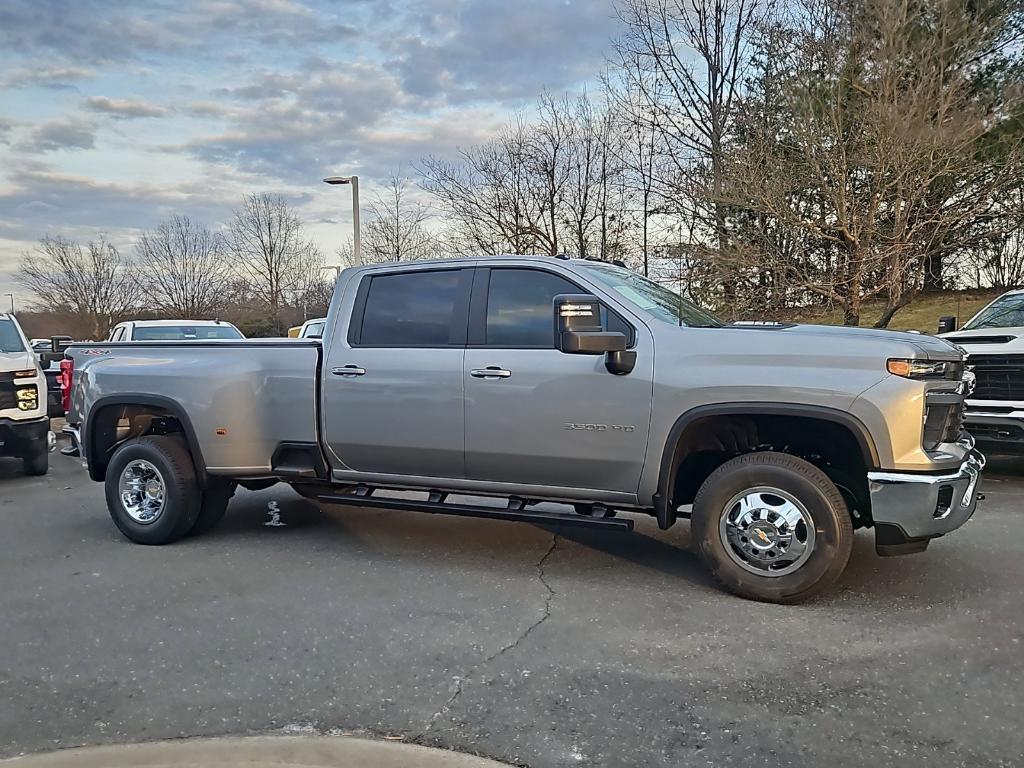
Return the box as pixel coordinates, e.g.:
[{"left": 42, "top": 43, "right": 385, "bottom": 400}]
[
  {"left": 939, "top": 289, "right": 1024, "bottom": 454},
  {"left": 0, "top": 314, "right": 53, "bottom": 475}
]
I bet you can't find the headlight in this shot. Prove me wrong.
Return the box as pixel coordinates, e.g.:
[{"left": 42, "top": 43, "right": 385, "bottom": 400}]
[
  {"left": 886, "top": 359, "right": 958, "bottom": 379},
  {"left": 16, "top": 388, "right": 37, "bottom": 401}
]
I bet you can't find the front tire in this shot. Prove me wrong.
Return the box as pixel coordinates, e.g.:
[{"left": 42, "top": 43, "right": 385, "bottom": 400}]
[
  {"left": 23, "top": 443, "right": 48, "bottom": 476},
  {"left": 105, "top": 435, "right": 200, "bottom": 545},
  {"left": 691, "top": 451, "right": 853, "bottom": 604}
]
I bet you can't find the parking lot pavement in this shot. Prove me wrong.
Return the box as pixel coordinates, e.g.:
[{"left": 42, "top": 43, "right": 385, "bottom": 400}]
[{"left": 1, "top": 452, "right": 1023, "bottom": 768}]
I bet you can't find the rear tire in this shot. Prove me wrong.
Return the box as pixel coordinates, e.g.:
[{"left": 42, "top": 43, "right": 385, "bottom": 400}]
[
  {"left": 23, "top": 443, "right": 48, "bottom": 476},
  {"left": 189, "top": 480, "right": 236, "bottom": 536},
  {"left": 691, "top": 451, "right": 853, "bottom": 604},
  {"left": 105, "top": 435, "right": 200, "bottom": 545}
]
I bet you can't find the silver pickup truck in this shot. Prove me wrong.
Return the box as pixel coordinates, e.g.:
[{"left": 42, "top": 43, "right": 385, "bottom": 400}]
[{"left": 62, "top": 256, "right": 984, "bottom": 603}]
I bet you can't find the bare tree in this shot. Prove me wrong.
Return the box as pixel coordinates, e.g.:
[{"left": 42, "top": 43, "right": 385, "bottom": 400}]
[
  {"left": 361, "top": 174, "right": 437, "bottom": 263},
  {"left": 135, "top": 215, "right": 232, "bottom": 317},
  {"left": 420, "top": 118, "right": 554, "bottom": 256},
  {"left": 613, "top": 0, "right": 766, "bottom": 259},
  {"left": 229, "top": 193, "right": 321, "bottom": 334},
  {"left": 17, "top": 236, "right": 135, "bottom": 339}
]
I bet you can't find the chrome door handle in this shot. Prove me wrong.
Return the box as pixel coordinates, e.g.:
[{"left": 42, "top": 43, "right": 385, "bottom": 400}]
[
  {"left": 332, "top": 365, "right": 366, "bottom": 376},
  {"left": 470, "top": 367, "right": 511, "bottom": 379}
]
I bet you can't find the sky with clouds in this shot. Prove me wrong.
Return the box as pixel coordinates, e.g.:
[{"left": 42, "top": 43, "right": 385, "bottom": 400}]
[{"left": 0, "top": 0, "right": 619, "bottom": 306}]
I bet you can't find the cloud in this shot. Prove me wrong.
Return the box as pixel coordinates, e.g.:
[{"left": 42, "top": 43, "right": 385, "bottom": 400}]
[
  {"left": 0, "top": 0, "right": 361, "bottom": 65},
  {"left": 84, "top": 96, "right": 168, "bottom": 119},
  {"left": 386, "top": 0, "right": 617, "bottom": 104},
  {"left": 0, "top": 0, "right": 620, "bottom": 297},
  {"left": 0, "top": 162, "right": 238, "bottom": 245},
  {"left": 1, "top": 66, "right": 94, "bottom": 90},
  {"left": 24, "top": 119, "right": 95, "bottom": 152}
]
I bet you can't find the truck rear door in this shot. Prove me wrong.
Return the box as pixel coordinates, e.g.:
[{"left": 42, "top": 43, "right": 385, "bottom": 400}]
[{"left": 320, "top": 266, "right": 472, "bottom": 479}]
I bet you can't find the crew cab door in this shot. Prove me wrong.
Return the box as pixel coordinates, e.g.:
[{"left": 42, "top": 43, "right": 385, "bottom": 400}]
[
  {"left": 321, "top": 266, "right": 472, "bottom": 479},
  {"left": 463, "top": 266, "right": 654, "bottom": 495}
]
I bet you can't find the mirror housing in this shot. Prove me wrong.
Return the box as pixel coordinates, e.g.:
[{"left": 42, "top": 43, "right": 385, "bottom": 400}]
[
  {"left": 41, "top": 335, "right": 73, "bottom": 366},
  {"left": 51, "top": 335, "right": 72, "bottom": 354},
  {"left": 554, "top": 294, "right": 636, "bottom": 375},
  {"left": 937, "top": 316, "right": 957, "bottom": 334}
]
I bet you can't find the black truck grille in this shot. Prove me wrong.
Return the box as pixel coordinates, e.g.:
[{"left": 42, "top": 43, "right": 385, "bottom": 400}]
[
  {"left": 967, "top": 354, "right": 1024, "bottom": 401},
  {"left": 0, "top": 382, "right": 16, "bottom": 410}
]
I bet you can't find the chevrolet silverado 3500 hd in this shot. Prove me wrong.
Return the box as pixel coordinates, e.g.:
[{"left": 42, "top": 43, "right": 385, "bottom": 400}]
[{"left": 62, "top": 257, "right": 984, "bottom": 603}]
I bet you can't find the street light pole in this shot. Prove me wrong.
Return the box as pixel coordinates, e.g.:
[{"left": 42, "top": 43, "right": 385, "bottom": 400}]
[
  {"left": 3, "top": 293, "right": 13, "bottom": 314},
  {"left": 322, "top": 175, "right": 361, "bottom": 264}
]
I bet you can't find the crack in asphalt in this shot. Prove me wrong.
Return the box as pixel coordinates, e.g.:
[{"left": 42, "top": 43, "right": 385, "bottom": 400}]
[{"left": 421, "top": 533, "right": 559, "bottom": 735}]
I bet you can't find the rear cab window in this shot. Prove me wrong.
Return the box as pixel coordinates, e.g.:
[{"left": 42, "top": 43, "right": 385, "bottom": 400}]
[
  {"left": 351, "top": 269, "right": 470, "bottom": 347},
  {"left": 132, "top": 325, "right": 243, "bottom": 341}
]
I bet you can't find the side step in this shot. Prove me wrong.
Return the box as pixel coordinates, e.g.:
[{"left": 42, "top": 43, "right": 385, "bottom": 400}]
[{"left": 318, "top": 491, "right": 634, "bottom": 531}]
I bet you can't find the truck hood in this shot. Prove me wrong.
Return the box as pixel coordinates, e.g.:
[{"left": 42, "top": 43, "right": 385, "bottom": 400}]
[
  {"left": 732, "top": 322, "right": 964, "bottom": 360},
  {"left": 939, "top": 326, "right": 1024, "bottom": 356},
  {"left": 0, "top": 349, "right": 39, "bottom": 372}
]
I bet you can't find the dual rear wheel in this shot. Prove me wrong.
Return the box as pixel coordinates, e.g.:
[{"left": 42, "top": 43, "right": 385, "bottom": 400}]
[{"left": 105, "top": 435, "right": 233, "bottom": 545}]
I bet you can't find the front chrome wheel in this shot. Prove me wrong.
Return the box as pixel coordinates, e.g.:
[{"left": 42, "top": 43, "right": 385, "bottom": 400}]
[
  {"left": 118, "top": 459, "right": 167, "bottom": 524},
  {"left": 719, "top": 486, "right": 815, "bottom": 577}
]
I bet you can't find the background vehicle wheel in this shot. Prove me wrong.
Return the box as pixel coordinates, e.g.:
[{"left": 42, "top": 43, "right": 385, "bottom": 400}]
[
  {"left": 189, "top": 480, "right": 236, "bottom": 535},
  {"left": 691, "top": 451, "right": 853, "bottom": 604},
  {"left": 104, "top": 435, "right": 200, "bottom": 545},
  {"left": 23, "top": 443, "right": 48, "bottom": 476}
]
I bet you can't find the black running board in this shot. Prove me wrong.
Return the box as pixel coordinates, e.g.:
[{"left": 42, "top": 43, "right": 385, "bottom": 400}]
[{"left": 317, "top": 492, "right": 634, "bottom": 531}]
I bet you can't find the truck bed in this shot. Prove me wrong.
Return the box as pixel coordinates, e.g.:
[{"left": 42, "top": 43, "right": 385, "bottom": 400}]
[{"left": 66, "top": 340, "right": 322, "bottom": 476}]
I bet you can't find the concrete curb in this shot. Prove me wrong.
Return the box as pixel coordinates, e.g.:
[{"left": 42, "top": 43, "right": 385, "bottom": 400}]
[{"left": 0, "top": 735, "right": 512, "bottom": 768}]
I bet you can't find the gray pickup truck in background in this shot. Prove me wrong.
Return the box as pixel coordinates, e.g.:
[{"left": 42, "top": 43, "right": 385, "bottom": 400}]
[{"left": 61, "top": 256, "right": 984, "bottom": 603}]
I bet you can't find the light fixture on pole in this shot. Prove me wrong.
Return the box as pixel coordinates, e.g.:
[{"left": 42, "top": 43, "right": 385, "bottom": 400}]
[
  {"left": 323, "top": 175, "right": 361, "bottom": 265},
  {"left": 3, "top": 293, "right": 13, "bottom": 314}
]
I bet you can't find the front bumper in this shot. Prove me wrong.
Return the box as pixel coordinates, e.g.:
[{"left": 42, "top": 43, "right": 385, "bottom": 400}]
[
  {"left": 867, "top": 450, "right": 985, "bottom": 553},
  {"left": 962, "top": 401, "right": 1024, "bottom": 453},
  {"left": 0, "top": 416, "right": 50, "bottom": 457}
]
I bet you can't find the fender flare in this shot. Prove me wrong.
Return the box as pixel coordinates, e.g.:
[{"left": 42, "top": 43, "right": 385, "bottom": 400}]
[
  {"left": 653, "top": 402, "right": 880, "bottom": 529},
  {"left": 85, "top": 393, "right": 208, "bottom": 486}
]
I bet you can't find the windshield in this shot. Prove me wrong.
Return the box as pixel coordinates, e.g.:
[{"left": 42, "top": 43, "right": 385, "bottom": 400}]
[
  {"left": 579, "top": 262, "right": 723, "bottom": 327},
  {"left": 963, "top": 294, "right": 1024, "bottom": 330},
  {"left": 0, "top": 318, "right": 26, "bottom": 353},
  {"left": 132, "top": 325, "right": 243, "bottom": 341}
]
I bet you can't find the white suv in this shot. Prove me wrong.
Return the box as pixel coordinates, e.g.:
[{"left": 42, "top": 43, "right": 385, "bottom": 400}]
[{"left": 0, "top": 314, "right": 51, "bottom": 475}]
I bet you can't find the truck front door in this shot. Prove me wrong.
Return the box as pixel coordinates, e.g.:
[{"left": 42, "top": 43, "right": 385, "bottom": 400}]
[
  {"left": 321, "top": 267, "right": 472, "bottom": 479},
  {"left": 463, "top": 266, "right": 654, "bottom": 495}
]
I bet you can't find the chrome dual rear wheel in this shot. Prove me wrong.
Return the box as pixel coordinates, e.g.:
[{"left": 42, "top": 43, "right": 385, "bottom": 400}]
[{"left": 118, "top": 459, "right": 167, "bottom": 524}]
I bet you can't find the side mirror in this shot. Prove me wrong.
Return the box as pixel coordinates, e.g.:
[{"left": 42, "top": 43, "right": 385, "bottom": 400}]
[
  {"left": 40, "top": 335, "right": 73, "bottom": 366},
  {"left": 554, "top": 294, "right": 636, "bottom": 375},
  {"left": 937, "top": 316, "right": 957, "bottom": 334},
  {"left": 51, "top": 336, "right": 73, "bottom": 354}
]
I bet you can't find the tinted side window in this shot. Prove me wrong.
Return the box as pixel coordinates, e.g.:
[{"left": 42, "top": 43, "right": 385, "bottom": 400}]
[
  {"left": 485, "top": 268, "right": 634, "bottom": 347},
  {"left": 359, "top": 270, "right": 462, "bottom": 346},
  {"left": 486, "top": 269, "right": 578, "bottom": 347}
]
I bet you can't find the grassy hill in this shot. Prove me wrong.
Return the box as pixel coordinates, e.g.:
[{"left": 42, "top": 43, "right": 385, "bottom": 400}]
[{"left": 781, "top": 288, "right": 1003, "bottom": 331}]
